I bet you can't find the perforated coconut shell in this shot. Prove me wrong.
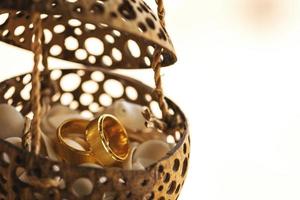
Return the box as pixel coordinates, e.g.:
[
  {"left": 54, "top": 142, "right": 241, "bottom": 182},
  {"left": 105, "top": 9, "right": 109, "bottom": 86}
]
[
  {"left": 0, "top": 68, "right": 190, "bottom": 200},
  {"left": 0, "top": 0, "right": 176, "bottom": 69}
]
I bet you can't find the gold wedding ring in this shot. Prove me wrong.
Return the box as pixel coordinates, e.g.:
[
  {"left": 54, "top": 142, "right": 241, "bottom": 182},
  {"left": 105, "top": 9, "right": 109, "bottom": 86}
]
[
  {"left": 86, "top": 114, "right": 129, "bottom": 166},
  {"left": 57, "top": 119, "right": 96, "bottom": 165},
  {"left": 57, "top": 114, "right": 129, "bottom": 166}
]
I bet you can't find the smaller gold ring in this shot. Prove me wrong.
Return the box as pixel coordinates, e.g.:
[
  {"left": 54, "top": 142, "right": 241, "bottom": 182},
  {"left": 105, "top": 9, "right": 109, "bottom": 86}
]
[
  {"left": 86, "top": 114, "right": 129, "bottom": 166},
  {"left": 57, "top": 119, "right": 96, "bottom": 165}
]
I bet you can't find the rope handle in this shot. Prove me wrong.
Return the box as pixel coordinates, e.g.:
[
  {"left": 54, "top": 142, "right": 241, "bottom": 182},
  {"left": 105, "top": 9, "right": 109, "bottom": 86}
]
[
  {"left": 26, "top": 12, "right": 56, "bottom": 154},
  {"left": 156, "top": 0, "right": 166, "bottom": 27},
  {"left": 30, "top": 12, "right": 43, "bottom": 155},
  {"left": 151, "top": 0, "right": 170, "bottom": 126},
  {"left": 20, "top": 13, "right": 60, "bottom": 192}
]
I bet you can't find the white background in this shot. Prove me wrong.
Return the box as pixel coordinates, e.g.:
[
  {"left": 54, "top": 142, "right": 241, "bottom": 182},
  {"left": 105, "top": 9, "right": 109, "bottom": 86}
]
[{"left": 2, "top": 0, "right": 300, "bottom": 199}]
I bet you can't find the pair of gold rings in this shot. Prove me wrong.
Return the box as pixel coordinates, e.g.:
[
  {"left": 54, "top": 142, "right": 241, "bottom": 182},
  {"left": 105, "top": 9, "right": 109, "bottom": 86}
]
[{"left": 56, "top": 114, "right": 129, "bottom": 166}]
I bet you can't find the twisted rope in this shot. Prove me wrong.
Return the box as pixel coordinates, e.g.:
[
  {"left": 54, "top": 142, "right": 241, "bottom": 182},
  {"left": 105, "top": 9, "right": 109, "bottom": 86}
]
[
  {"left": 152, "top": 0, "right": 170, "bottom": 122},
  {"left": 21, "top": 13, "right": 60, "bottom": 192},
  {"left": 30, "top": 13, "right": 43, "bottom": 155},
  {"left": 22, "top": 117, "right": 32, "bottom": 152},
  {"left": 152, "top": 48, "right": 169, "bottom": 121},
  {"left": 156, "top": 0, "right": 166, "bottom": 27},
  {"left": 23, "top": 14, "right": 55, "bottom": 152}
]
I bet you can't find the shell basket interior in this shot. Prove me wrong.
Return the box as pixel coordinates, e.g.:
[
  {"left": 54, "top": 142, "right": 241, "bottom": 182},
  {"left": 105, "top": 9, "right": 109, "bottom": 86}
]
[
  {"left": 0, "top": 0, "right": 189, "bottom": 199},
  {"left": 0, "top": 68, "right": 190, "bottom": 200}
]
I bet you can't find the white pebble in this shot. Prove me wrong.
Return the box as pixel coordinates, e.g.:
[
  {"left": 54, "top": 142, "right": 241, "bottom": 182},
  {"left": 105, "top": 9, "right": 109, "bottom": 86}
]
[
  {"left": 79, "top": 163, "right": 103, "bottom": 169},
  {"left": 5, "top": 137, "right": 22, "bottom": 148},
  {"left": 102, "top": 99, "right": 147, "bottom": 132},
  {"left": 0, "top": 104, "right": 25, "bottom": 139},
  {"left": 133, "top": 140, "right": 170, "bottom": 168}
]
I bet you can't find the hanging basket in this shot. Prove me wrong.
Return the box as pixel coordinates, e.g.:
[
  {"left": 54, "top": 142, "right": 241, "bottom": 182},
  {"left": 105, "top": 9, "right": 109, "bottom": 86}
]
[
  {"left": 0, "top": 0, "right": 190, "bottom": 199},
  {"left": 0, "top": 68, "right": 190, "bottom": 199}
]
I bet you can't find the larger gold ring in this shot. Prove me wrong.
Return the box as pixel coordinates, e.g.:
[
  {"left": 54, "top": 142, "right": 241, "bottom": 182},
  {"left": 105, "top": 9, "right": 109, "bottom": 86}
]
[
  {"left": 57, "top": 119, "right": 96, "bottom": 165},
  {"left": 86, "top": 114, "right": 129, "bottom": 166}
]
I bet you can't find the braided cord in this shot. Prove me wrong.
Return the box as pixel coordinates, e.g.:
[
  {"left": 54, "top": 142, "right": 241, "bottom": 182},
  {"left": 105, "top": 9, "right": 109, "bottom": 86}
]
[
  {"left": 30, "top": 12, "right": 43, "bottom": 154},
  {"left": 152, "top": 0, "right": 169, "bottom": 121}
]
